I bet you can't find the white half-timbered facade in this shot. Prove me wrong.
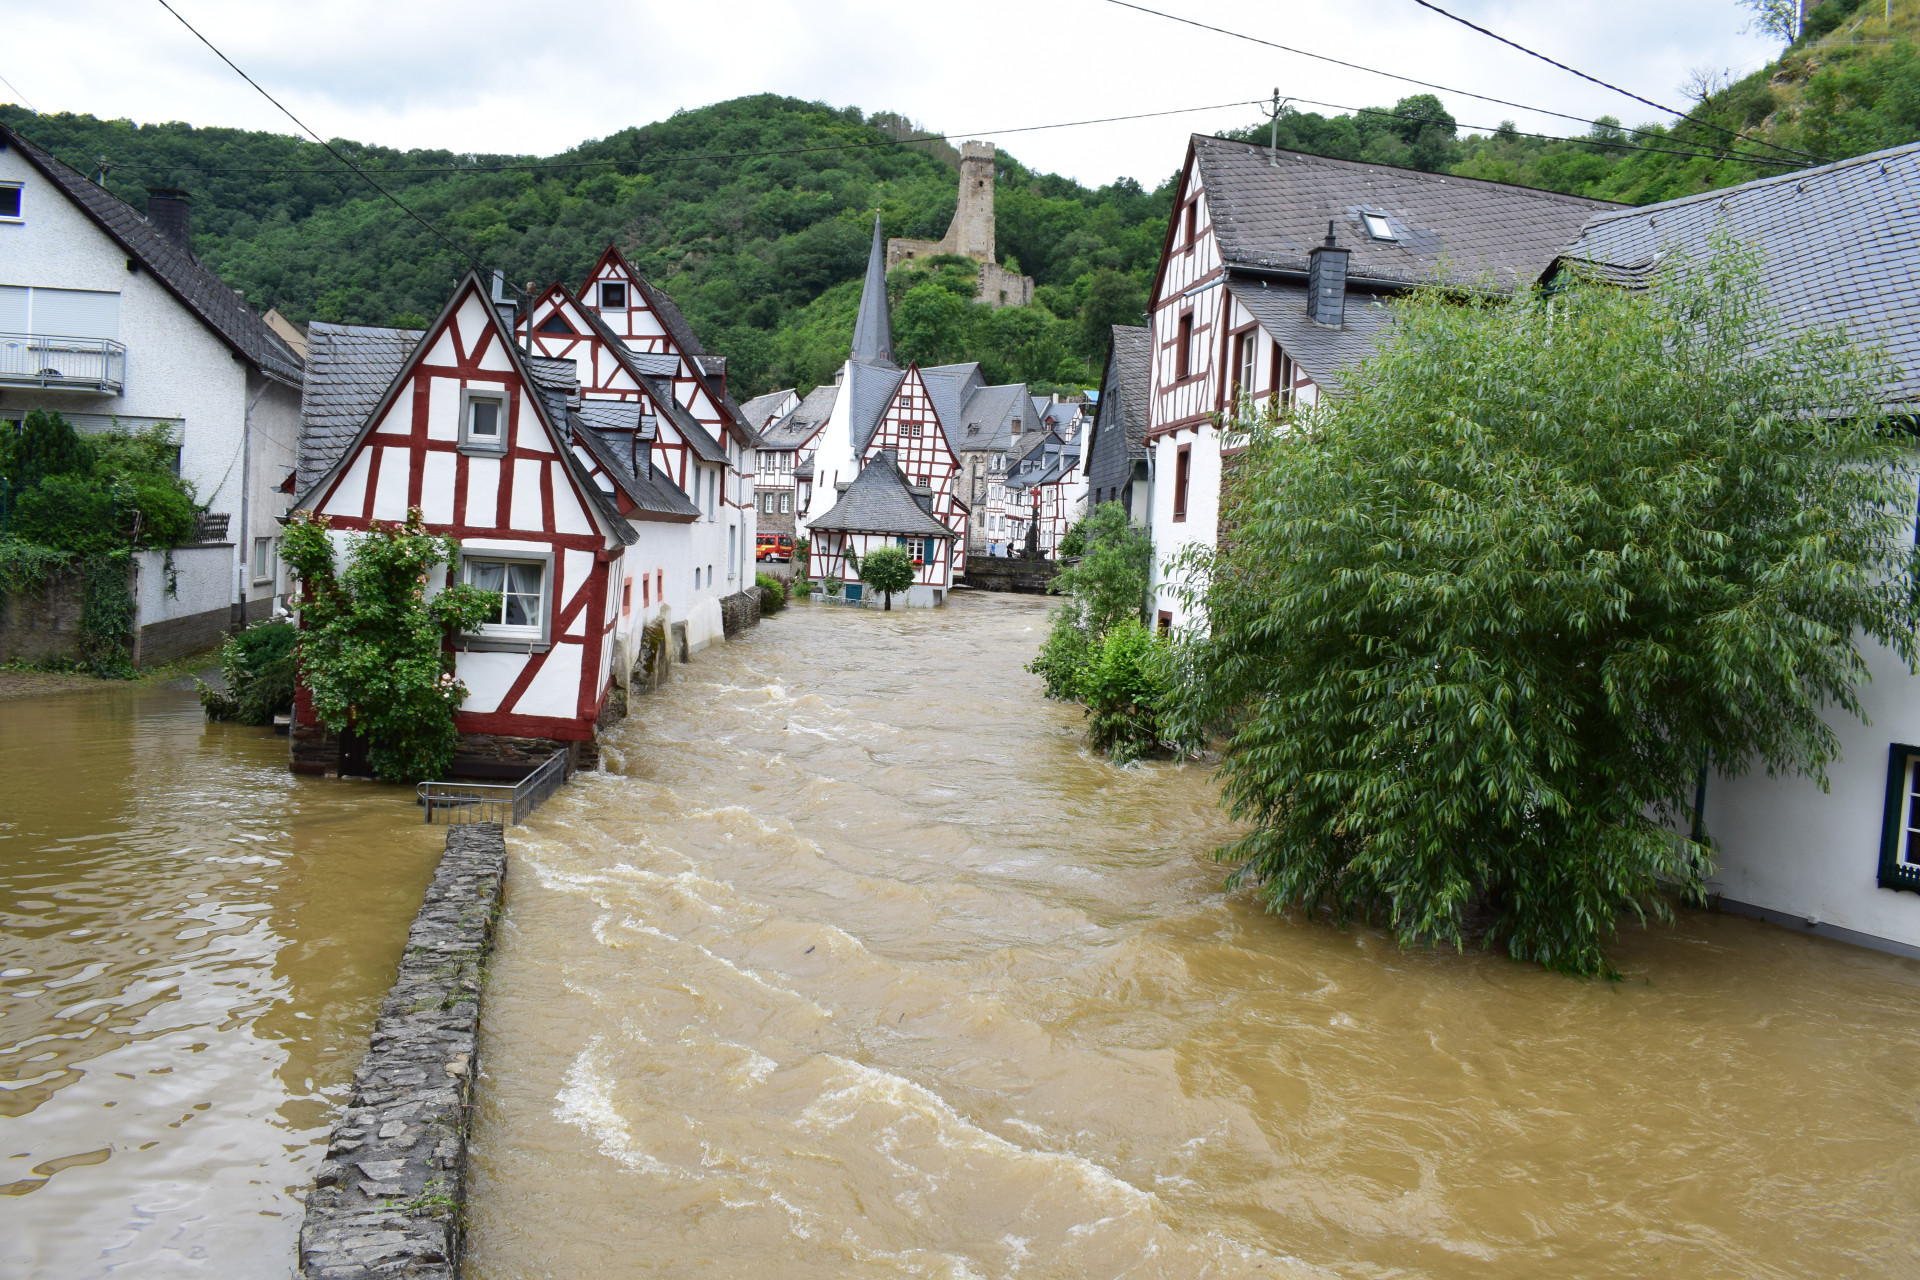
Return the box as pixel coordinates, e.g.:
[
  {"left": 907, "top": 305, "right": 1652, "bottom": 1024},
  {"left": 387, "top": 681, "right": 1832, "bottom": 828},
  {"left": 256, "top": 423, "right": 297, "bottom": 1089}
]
[
  {"left": 520, "top": 248, "right": 756, "bottom": 651},
  {"left": 291, "top": 271, "right": 638, "bottom": 766},
  {"left": 1144, "top": 136, "right": 1618, "bottom": 633},
  {"left": 808, "top": 451, "right": 957, "bottom": 607}
]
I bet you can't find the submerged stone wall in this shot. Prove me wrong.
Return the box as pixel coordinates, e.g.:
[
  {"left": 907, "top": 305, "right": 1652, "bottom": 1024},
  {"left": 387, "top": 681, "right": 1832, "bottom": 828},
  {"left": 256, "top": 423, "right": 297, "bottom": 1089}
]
[
  {"left": 297, "top": 824, "right": 507, "bottom": 1279},
  {"left": 958, "top": 556, "right": 1059, "bottom": 595}
]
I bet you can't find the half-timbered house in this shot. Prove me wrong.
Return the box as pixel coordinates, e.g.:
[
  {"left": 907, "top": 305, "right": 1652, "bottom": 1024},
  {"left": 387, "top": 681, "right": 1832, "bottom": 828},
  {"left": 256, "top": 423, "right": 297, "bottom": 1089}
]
[
  {"left": 520, "top": 254, "right": 754, "bottom": 652},
  {"left": 289, "top": 270, "right": 648, "bottom": 776},
  {"left": 808, "top": 451, "right": 957, "bottom": 607},
  {"left": 740, "top": 388, "right": 800, "bottom": 539},
  {"left": 1144, "top": 136, "right": 1618, "bottom": 631}
]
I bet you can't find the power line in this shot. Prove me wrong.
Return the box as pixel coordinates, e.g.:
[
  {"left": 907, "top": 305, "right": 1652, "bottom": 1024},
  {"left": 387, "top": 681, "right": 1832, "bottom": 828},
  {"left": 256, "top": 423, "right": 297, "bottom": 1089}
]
[
  {"left": 88, "top": 98, "right": 1274, "bottom": 177},
  {"left": 0, "top": 70, "right": 39, "bottom": 114},
  {"left": 1098, "top": 0, "right": 1811, "bottom": 167},
  {"left": 151, "top": 0, "right": 488, "bottom": 275},
  {"left": 1408, "top": 0, "right": 1824, "bottom": 163}
]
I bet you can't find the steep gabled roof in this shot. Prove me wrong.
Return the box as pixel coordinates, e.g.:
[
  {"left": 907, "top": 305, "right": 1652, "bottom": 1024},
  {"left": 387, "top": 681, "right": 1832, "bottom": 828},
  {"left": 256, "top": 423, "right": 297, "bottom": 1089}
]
[
  {"left": 739, "top": 388, "right": 798, "bottom": 432},
  {"left": 293, "top": 270, "right": 634, "bottom": 546},
  {"left": 1547, "top": 139, "right": 1920, "bottom": 407},
  {"left": 559, "top": 288, "right": 731, "bottom": 465},
  {"left": 846, "top": 360, "right": 908, "bottom": 456},
  {"left": 1180, "top": 135, "right": 1621, "bottom": 297},
  {"left": 1, "top": 123, "right": 304, "bottom": 386},
  {"left": 810, "top": 452, "right": 955, "bottom": 539},
  {"left": 296, "top": 321, "right": 423, "bottom": 493},
  {"left": 917, "top": 362, "right": 985, "bottom": 441}
]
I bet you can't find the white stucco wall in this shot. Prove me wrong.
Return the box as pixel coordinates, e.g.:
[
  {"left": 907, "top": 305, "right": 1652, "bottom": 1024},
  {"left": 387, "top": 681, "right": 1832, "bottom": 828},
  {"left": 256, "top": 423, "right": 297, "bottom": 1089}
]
[
  {"left": 1148, "top": 425, "right": 1223, "bottom": 631},
  {"left": 1702, "top": 637, "right": 1920, "bottom": 952},
  {"left": 1, "top": 147, "right": 297, "bottom": 627}
]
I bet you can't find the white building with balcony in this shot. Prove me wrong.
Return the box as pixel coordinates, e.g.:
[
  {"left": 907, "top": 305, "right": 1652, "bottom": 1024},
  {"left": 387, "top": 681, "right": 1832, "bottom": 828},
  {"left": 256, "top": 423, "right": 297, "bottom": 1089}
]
[{"left": 0, "top": 123, "right": 303, "bottom": 663}]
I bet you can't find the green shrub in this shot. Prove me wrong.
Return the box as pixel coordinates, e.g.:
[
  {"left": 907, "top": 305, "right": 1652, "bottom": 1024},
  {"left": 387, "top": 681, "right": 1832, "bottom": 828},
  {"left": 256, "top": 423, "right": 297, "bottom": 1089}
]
[
  {"left": 824, "top": 576, "right": 843, "bottom": 596},
  {"left": 860, "top": 545, "right": 914, "bottom": 609},
  {"left": 0, "top": 409, "right": 95, "bottom": 490},
  {"left": 755, "top": 570, "right": 788, "bottom": 613},
  {"left": 1029, "top": 605, "right": 1091, "bottom": 700},
  {"left": 1167, "top": 244, "right": 1916, "bottom": 976},
  {"left": 283, "top": 509, "right": 500, "bottom": 783},
  {"left": 199, "top": 620, "right": 297, "bottom": 725},
  {"left": 1079, "top": 618, "right": 1171, "bottom": 764}
]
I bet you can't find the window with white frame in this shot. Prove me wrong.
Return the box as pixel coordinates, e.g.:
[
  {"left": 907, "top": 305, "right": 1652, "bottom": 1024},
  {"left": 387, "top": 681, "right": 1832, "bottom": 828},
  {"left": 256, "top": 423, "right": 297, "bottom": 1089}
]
[
  {"left": 462, "top": 553, "right": 549, "bottom": 646},
  {"left": 251, "top": 536, "right": 274, "bottom": 583},
  {"left": 599, "top": 281, "right": 628, "bottom": 310},
  {"left": 1362, "top": 212, "right": 1396, "bottom": 241},
  {"left": 460, "top": 387, "right": 506, "bottom": 453},
  {"left": 779, "top": 492, "right": 790, "bottom": 514}
]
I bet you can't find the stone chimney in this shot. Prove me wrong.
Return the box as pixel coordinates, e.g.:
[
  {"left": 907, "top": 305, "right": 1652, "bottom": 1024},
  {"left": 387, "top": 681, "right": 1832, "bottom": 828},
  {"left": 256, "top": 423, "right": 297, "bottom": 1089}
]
[
  {"left": 145, "top": 189, "right": 193, "bottom": 251},
  {"left": 1306, "top": 221, "right": 1350, "bottom": 328},
  {"left": 634, "top": 416, "right": 657, "bottom": 480}
]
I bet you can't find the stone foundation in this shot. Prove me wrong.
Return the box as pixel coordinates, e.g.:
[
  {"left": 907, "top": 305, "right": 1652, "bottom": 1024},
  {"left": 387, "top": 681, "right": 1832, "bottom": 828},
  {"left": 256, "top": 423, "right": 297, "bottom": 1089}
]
[
  {"left": 291, "top": 725, "right": 598, "bottom": 778},
  {"left": 297, "top": 824, "right": 507, "bottom": 1279},
  {"left": 720, "top": 587, "right": 762, "bottom": 639}
]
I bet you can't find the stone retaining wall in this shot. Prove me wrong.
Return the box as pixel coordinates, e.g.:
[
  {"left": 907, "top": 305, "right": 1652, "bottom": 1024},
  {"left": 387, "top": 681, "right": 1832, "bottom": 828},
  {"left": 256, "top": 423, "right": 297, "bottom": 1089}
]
[
  {"left": 958, "top": 556, "right": 1060, "bottom": 595},
  {"left": 297, "top": 824, "right": 508, "bottom": 1279},
  {"left": 720, "top": 586, "right": 762, "bottom": 639}
]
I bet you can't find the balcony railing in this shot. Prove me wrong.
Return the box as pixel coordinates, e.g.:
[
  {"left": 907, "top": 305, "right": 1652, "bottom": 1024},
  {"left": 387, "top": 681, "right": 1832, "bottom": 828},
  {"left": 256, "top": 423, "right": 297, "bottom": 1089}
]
[{"left": 0, "top": 332, "right": 127, "bottom": 393}]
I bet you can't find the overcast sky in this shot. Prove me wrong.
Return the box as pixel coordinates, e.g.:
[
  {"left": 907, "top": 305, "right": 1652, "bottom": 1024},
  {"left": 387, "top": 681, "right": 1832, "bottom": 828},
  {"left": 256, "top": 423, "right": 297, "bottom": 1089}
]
[{"left": 3, "top": 0, "right": 1783, "bottom": 189}]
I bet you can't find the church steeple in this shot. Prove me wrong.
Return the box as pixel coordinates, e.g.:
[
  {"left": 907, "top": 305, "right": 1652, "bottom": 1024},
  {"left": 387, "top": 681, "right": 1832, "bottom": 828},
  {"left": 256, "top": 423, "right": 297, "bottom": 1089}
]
[{"left": 850, "top": 213, "right": 893, "bottom": 367}]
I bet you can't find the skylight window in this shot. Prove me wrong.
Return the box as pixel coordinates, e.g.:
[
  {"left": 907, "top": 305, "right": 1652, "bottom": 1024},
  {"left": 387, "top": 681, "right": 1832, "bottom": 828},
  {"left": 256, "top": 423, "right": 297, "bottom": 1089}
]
[{"left": 1362, "top": 212, "right": 1396, "bottom": 241}]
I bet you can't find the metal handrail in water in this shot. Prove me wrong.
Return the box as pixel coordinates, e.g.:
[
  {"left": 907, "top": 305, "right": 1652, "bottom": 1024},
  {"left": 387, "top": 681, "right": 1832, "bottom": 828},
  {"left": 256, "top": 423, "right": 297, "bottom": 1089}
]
[{"left": 417, "top": 749, "right": 572, "bottom": 826}]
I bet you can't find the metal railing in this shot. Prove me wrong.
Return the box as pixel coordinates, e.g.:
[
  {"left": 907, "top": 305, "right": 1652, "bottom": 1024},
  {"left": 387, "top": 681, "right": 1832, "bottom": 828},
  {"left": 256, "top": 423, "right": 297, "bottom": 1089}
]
[
  {"left": 0, "top": 332, "right": 127, "bottom": 393},
  {"left": 417, "top": 749, "right": 572, "bottom": 827}
]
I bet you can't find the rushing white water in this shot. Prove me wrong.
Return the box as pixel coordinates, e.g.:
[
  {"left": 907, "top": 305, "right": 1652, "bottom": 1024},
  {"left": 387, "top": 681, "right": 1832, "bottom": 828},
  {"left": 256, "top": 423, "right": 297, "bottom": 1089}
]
[{"left": 464, "top": 592, "right": 1920, "bottom": 1278}]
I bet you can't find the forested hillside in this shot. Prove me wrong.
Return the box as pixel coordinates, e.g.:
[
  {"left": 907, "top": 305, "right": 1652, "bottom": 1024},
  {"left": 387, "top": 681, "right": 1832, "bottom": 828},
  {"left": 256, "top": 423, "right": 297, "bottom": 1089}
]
[
  {"left": 2, "top": 0, "right": 1913, "bottom": 398},
  {"left": 0, "top": 97, "right": 1168, "bottom": 396}
]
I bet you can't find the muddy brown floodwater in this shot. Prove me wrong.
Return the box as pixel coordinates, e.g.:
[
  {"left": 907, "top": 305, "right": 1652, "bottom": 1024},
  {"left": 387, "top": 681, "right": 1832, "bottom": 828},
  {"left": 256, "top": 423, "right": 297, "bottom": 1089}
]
[
  {"left": 0, "top": 680, "right": 443, "bottom": 1277},
  {"left": 464, "top": 592, "right": 1920, "bottom": 1279}
]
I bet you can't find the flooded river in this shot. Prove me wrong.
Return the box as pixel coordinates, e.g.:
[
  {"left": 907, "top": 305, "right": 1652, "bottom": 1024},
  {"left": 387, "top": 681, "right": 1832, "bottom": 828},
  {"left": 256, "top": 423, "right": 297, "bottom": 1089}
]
[
  {"left": 466, "top": 593, "right": 1920, "bottom": 1279},
  {"left": 0, "top": 681, "right": 442, "bottom": 1276}
]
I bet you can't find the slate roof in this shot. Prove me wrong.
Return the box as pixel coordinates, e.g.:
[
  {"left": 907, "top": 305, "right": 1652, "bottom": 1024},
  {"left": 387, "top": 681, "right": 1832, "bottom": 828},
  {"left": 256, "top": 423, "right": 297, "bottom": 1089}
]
[
  {"left": 1102, "top": 325, "right": 1151, "bottom": 459},
  {"left": 571, "top": 401, "right": 699, "bottom": 520},
  {"left": 296, "top": 321, "right": 422, "bottom": 493},
  {"left": 846, "top": 360, "right": 907, "bottom": 456},
  {"left": 953, "top": 380, "right": 1033, "bottom": 453},
  {"left": 1548, "top": 139, "right": 1920, "bottom": 406},
  {"left": 809, "top": 451, "right": 955, "bottom": 538},
  {"left": 2, "top": 124, "right": 305, "bottom": 385},
  {"left": 1226, "top": 276, "right": 1396, "bottom": 397},
  {"left": 739, "top": 389, "right": 797, "bottom": 432},
  {"left": 918, "top": 362, "right": 986, "bottom": 439},
  {"left": 850, "top": 215, "right": 895, "bottom": 367},
  {"left": 1190, "top": 135, "right": 1622, "bottom": 294},
  {"left": 761, "top": 382, "right": 838, "bottom": 450}
]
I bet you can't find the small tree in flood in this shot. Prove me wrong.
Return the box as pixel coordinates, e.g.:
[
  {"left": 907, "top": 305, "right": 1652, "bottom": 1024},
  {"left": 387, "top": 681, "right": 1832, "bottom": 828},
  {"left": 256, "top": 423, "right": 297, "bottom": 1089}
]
[
  {"left": 1166, "top": 246, "right": 1918, "bottom": 976},
  {"left": 861, "top": 545, "right": 915, "bottom": 610},
  {"left": 283, "top": 509, "right": 499, "bottom": 783}
]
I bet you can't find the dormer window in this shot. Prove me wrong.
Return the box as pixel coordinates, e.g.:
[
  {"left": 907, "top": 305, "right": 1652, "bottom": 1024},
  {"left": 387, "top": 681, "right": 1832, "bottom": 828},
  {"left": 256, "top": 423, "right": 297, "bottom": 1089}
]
[
  {"left": 1361, "top": 212, "right": 1396, "bottom": 241},
  {"left": 598, "top": 281, "right": 628, "bottom": 310}
]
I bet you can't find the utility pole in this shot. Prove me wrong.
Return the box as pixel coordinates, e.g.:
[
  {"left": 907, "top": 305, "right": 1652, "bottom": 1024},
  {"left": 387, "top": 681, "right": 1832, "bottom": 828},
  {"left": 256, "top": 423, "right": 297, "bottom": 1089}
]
[{"left": 1259, "top": 89, "right": 1293, "bottom": 168}]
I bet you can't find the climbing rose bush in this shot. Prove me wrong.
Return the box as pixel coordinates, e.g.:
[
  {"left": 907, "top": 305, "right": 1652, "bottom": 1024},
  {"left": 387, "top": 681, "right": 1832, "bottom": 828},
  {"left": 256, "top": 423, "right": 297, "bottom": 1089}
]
[{"left": 283, "top": 509, "right": 499, "bottom": 783}]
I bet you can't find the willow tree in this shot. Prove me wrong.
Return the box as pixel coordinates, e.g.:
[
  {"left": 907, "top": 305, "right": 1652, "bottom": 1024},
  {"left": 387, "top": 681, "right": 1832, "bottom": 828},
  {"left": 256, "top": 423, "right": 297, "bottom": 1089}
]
[{"left": 1167, "top": 247, "right": 1917, "bottom": 975}]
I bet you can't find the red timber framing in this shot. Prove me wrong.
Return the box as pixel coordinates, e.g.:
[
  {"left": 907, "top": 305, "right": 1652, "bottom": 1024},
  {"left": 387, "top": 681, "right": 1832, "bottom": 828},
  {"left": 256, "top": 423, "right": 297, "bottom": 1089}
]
[
  {"left": 521, "top": 281, "right": 714, "bottom": 502},
  {"left": 860, "top": 364, "right": 970, "bottom": 581},
  {"left": 296, "top": 271, "right": 628, "bottom": 743}
]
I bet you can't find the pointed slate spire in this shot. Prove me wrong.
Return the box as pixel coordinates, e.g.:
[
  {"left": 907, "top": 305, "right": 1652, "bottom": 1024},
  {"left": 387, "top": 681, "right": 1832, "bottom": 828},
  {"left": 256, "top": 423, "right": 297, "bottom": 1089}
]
[{"left": 850, "top": 214, "right": 894, "bottom": 367}]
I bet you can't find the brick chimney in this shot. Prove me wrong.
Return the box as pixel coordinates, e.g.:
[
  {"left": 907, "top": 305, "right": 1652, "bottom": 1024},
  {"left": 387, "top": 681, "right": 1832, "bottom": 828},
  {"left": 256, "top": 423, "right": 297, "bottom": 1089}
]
[
  {"left": 1306, "top": 221, "right": 1350, "bottom": 328},
  {"left": 145, "top": 188, "right": 193, "bottom": 251}
]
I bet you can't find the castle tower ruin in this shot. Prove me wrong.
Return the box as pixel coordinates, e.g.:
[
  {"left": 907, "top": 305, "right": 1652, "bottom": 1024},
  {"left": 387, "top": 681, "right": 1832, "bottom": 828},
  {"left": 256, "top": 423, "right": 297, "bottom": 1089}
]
[{"left": 887, "top": 141, "right": 1034, "bottom": 309}]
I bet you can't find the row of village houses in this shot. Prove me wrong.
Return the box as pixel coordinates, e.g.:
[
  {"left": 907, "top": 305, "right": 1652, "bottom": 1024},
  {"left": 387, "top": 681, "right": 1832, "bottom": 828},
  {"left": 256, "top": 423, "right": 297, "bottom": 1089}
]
[{"left": 5, "top": 115, "right": 1919, "bottom": 961}]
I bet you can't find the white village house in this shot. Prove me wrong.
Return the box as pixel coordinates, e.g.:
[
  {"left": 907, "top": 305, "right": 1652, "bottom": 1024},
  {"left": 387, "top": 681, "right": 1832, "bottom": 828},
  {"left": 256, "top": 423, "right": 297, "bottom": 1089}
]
[
  {"left": 0, "top": 123, "right": 304, "bottom": 662},
  {"left": 1141, "top": 136, "right": 1614, "bottom": 632},
  {"left": 1549, "top": 140, "right": 1920, "bottom": 960}
]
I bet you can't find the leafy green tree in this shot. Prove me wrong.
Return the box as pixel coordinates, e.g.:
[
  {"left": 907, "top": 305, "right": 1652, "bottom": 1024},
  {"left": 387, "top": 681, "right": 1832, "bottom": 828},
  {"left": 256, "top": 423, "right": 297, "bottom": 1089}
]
[
  {"left": 859, "top": 544, "right": 915, "bottom": 610},
  {"left": 0, "top": 409, "right": 95, "bottom": 490},
  {"left": 282, "top": 509, "right": 500, "bottom": 782},
  {"left": 1166, "top": 246, "right": 1917, "bottom": 976}
]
